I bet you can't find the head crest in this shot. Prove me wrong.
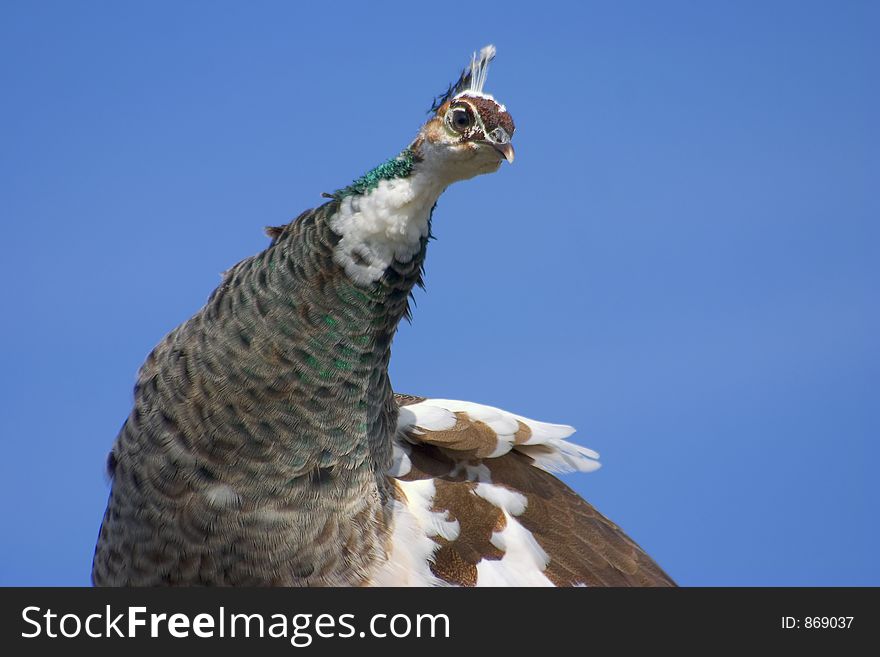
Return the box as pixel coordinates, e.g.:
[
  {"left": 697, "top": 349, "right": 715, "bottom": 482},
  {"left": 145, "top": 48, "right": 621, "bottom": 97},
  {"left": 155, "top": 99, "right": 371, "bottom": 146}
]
[{"left": 429, "top": 45, "right": 496, "bottom": 113}]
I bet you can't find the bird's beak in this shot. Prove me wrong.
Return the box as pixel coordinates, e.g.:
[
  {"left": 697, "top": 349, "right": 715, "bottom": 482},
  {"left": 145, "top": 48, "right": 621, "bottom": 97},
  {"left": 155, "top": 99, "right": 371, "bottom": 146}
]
[{"left": 492, "top": 142, "right": 515, "bottom": 164}]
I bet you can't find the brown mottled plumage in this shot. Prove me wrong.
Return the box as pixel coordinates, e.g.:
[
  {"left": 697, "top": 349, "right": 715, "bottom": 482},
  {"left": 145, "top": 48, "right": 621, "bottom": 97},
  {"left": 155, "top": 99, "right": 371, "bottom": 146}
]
[
  {"left": 392, "top": 395, "right": 674, "bottom": 586},
  {"left": 94, "top": 203, "right": 407, "bottom": 585}
]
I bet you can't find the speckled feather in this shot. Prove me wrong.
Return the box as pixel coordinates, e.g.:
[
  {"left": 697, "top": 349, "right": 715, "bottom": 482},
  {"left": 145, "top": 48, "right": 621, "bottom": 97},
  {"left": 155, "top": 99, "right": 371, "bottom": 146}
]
[{"left": 93, "top": 201, "right": 426, "bottom": 585}]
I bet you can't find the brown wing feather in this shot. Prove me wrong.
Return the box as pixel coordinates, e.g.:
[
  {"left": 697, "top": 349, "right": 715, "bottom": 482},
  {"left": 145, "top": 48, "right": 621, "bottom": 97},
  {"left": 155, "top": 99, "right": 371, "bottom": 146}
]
[{"left": 393, "top": 393, "right": 675, "bottom": 587}]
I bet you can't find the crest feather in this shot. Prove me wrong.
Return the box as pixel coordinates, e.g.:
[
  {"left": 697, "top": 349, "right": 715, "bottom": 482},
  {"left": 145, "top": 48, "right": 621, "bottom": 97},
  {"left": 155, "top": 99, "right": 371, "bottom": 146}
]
[{"left": 429, "top": 45, "right": 497, "bottom": 113}]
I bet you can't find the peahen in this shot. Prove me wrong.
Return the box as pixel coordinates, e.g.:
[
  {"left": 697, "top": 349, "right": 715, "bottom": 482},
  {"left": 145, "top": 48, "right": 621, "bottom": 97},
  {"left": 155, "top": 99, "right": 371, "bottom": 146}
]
[{"left": 92, "top": 46, "right": 674, "bottom": 587}]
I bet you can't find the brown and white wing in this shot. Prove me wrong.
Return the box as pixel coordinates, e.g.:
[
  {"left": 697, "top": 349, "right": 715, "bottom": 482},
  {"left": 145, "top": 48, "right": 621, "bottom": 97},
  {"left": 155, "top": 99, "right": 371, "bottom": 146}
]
[{"left": 370, "top": 395, "right": 675, "bottom": 587}]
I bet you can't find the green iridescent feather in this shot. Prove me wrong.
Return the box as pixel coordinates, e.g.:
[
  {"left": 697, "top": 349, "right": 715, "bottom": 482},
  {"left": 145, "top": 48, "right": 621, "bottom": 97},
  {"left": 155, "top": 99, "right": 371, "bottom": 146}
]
[{"left": 332, "top": 149, "right": 416, "bottom": 198}]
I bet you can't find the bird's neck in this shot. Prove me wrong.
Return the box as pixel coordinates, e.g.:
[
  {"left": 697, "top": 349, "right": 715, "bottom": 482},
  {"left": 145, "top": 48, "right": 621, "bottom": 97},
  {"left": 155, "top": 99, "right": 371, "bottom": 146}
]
[{"left": 231, "top": 153, "right": 451, "bottom": 473}]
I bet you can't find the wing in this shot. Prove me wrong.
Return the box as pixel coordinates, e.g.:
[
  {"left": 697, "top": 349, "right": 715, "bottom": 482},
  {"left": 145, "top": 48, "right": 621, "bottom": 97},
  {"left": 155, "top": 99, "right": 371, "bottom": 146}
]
[{"left": 371, "top": 394, "right": 675, "bottom": 587}]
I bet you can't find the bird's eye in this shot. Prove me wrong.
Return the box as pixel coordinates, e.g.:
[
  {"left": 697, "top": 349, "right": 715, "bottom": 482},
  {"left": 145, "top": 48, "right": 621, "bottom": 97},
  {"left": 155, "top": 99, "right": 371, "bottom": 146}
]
[{"left": 447, "top": 107, "right": 474, "bottom": 133}]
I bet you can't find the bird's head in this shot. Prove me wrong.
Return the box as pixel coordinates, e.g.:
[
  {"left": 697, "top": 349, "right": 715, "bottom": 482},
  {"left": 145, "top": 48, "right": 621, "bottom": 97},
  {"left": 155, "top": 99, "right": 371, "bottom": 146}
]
[{"left": 412, "top": 45, "right": 515, "bottom": 183}]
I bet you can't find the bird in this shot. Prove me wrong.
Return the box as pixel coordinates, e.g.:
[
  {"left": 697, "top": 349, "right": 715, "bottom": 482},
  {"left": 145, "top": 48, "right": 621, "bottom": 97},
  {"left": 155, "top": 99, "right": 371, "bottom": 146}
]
[{"left": 92, "top": 46, "right": 674, "bottom": 587}]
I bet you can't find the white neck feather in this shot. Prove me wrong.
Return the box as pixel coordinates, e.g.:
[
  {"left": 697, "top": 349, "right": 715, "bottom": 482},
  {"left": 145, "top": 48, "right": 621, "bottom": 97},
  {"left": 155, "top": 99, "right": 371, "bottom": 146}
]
[
  {"left": 328, "top": 136, "right": 499, "bottom": 286},
  {"left": 329, "top": 161, "right": 448, "bottom": 287}
]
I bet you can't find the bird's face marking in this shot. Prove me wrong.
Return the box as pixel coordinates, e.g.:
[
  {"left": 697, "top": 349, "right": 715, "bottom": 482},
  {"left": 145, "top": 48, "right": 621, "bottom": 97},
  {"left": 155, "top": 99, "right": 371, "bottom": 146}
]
[
  {"left": 424, "top": 95, "right": 515, "bottom": 172},
  {"left": 447, "top": 96, "right": 514, "bottom": 146}
]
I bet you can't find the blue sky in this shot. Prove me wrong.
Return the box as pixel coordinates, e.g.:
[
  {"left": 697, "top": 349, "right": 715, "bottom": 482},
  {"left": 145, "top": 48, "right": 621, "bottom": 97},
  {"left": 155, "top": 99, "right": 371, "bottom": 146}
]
[{"left": 1, "top": 1, "right": 877, "bottom": 586}]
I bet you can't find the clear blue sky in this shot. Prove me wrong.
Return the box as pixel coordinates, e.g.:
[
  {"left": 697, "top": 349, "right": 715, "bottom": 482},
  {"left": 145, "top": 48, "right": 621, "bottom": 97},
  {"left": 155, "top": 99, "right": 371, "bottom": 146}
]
[{"left": 1, "top": 1, "right": 877, "bottom": 586}]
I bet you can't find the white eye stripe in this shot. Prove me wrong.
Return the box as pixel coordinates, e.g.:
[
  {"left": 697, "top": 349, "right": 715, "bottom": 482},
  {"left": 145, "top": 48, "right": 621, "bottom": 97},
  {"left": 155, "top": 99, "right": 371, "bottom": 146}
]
[
  {"left": 487, "top": 127, "right": 510, "bottom": 144},
  {"left": 445, "top": 104, "right": 496, "bottom": 140}
]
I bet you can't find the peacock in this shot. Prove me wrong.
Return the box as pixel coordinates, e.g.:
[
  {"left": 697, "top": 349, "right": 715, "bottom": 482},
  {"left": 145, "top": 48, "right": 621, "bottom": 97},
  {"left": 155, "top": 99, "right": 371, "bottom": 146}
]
[{"left": 92, "top": 46, "right": 674, "bottom": 587}]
